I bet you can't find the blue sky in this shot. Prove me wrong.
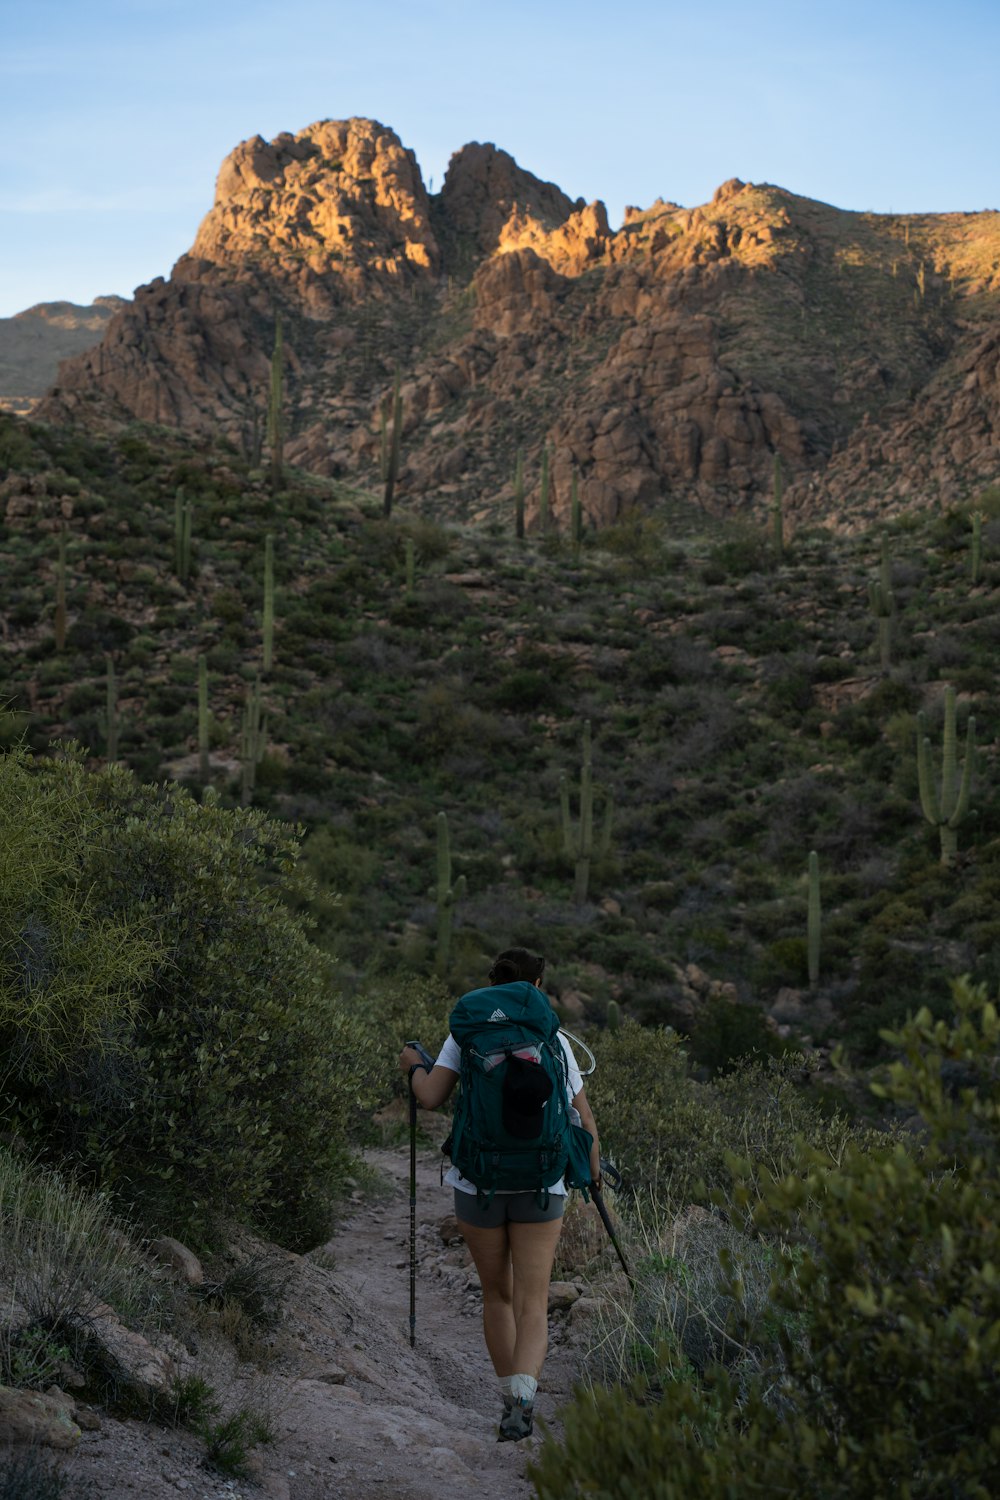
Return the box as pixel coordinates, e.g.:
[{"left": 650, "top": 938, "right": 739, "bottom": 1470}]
[{"left": 2, "top": 0, "right": 997, "bottom": 316}]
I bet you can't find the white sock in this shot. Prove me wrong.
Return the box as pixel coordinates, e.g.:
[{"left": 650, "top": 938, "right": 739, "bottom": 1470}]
[
  {"left": 499, "top": 1376, "right": 515, "bottom": 1403},
  {"left": 509, "top": 1373, "right": 537, "bottom": 1406}
]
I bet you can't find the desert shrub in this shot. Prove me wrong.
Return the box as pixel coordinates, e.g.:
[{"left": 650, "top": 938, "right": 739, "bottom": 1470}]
[
  {"left": 0, "top": 1144, "right": 161, "bottom": 1390},
  {"left": 0, "top": 1449, "right": 69, "bottom": 1500},
  {"left": 533, "top": 980, "right": 1000, "bottom": 1500},
  {"left": 0, "top": 745, "right": 376, "bottom": 1248},
  {"left": 687, "top": 996, "right": 786, "bottom": 1075},
  {"left": 340, "top": 971, "right": 452, "bottom": 1114},
  {"left": 588, "top": 1024, "right": 871, "bottom": 1221},
  {"left": 581, "top": 1196, "right": 792, "bottom": 1398}
]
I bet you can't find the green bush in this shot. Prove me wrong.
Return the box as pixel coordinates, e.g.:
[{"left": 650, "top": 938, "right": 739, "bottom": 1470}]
[
  {"left": 532, "top": 979, "right": 1000, "bottom": 1499},
  {"left": 688, "top": 996, "right": 786, "bottom": 1075},
  {"left": 0, "top": 745, "right": 376, "bottom": 1247},
  {"left": 585, "top": 1024, "right": 850, "bottom": 1210}
]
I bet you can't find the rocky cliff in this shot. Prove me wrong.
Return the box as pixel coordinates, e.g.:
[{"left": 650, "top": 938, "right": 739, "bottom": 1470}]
[{"left": 38, "top": 118, "right": 1000, "bottom": 531}]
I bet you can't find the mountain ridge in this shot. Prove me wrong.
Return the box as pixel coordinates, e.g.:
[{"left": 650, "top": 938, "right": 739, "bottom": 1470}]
[{"left": 32, "top": 117, "right": 1000, "bottom": 531}]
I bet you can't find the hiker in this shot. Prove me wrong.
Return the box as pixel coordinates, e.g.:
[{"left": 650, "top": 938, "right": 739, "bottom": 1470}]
[{"left": 399, "top": 947, "right": 602, "bottom": 1442}]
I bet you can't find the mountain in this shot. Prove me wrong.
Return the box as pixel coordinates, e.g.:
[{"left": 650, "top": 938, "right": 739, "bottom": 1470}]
[
  {"left": 0, "top": 297, "right": 128, "bottom": 413},
  {"left": 36, "top": 117, "right": 1000, "bottom": 531}
]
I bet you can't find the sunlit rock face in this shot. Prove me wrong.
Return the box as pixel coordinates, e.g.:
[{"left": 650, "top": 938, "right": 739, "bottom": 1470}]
[{"left": 37, "top": 120, "right": 1000, "bottom": 531}]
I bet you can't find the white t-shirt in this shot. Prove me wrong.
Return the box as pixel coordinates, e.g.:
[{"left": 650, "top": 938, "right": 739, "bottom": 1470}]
[{"left": 435, "top": 1031, "right": 585, "bottom": 1197}]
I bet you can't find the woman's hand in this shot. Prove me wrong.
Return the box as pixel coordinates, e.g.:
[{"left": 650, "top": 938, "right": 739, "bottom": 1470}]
[{"left": 398, "top": 1045, "right": 427, "bottom": 1076}]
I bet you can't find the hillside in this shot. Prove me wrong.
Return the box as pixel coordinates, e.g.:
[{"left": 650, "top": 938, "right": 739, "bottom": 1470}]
[
  {"left": 2, "top": 408, "right": 998, "bottom": 1071},
  {"left": 36, "top": 118, "right": 1000, "bottom": 534},
  {"left": 0, "top": 298, "right": 128, "bottom": 413}
]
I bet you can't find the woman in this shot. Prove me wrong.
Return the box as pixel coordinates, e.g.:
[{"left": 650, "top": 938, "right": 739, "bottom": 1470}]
[{"left": 398, "top": 947, "right": 601, "bottom": 1442}]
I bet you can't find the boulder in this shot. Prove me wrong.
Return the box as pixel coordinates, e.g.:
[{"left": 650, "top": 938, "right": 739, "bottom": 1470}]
[
  {"left": 547, "top": 1281, "right": 581, "bottom": 1311},
  {"left": 82, "top": 1303, "right": 176, "bottom": 1401},
  {"left": 148, "top": 1236, "right": 204, "bottom": 1287},
  {"left": 0, "top": 1384, "right": 81, "bottom": 1448}
]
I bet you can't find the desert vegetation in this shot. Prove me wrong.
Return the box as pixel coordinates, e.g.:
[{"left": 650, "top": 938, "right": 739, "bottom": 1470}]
[{"left": 1, "top": 402, "right": 999, "bottom": 1490}]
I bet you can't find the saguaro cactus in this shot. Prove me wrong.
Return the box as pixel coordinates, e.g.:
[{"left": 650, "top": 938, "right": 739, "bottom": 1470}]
[
  {"left": 606, "top": 999, "right": 621, "bottom": 1034},
  {"left": 383, "top": 369, "right": 403, "bottom": 519},
  {"left": 807, "top": 849, "right": 821, "bottom": 989},
  {"left": 916, "top": 686, "right": 976, "bottom": 865},
  {"left": 538, "top": 447, "right": 550, "bottom": 534},
  {"left": 868, "top": 532, "right": 895, "bottom": 674},
  {"left": 198, "top": 654, "right": 211, "bottom": 786},
  {"left": 514, "top": 449, "right": 525, "bottom": 540},
  {"left": 268, "top": 312, "right": 285, "bottom": 491},
  {"left": 434, "top": 811, "right": 466, "bottom": 976},
  {"left": 174, "top": 489, "right": 193, "bottom": 583},
  {"left": 560, "top": 720, "right": 613, "bottom": 905},
  {"left": 240, "top": 675, "right": 268, "bottom": 806},
  {"left": 54, "top": 527, "right": 68, "bottom": 651},
  {"left": 262, "top": 533, "right": 275, "bottom": 674},
  {"left": 772, "top": 454, "right": 785, "bottom": 560}
]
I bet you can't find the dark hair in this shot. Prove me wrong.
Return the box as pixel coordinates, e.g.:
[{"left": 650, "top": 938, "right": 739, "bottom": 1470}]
[{"left": 489, "top": 947, "right": 545, "bottom": 986}]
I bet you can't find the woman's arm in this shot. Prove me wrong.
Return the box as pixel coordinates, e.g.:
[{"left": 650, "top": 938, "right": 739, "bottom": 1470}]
[
  {"left": 572, "top": 1085, "right": 603, "bottom": 1189},
  {"left": 398, "top": 1045, "right": 459, "bottom": 1111}
]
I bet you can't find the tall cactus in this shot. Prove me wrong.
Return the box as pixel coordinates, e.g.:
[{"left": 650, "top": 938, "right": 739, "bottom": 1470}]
[
  {"left": 262, "top": 533, "right": 275, "bottom": 674},
  {"left": 514, "top": 449, "right": 525, "bottom": 540},
  {"left": 240, "top": 675, "right": 268, "bottom": 807},
  {"left": 868, "top": 531, "right": 895, "bottom": 674},
  {"left": 434, "top": 811, "right": 466, "bottom": 976},
  {"left": 807, "top": 849, "right": 821, "bottom": 989},
  {"left": 538, "top": 446, "right": 550, "bottom": 534},
  {"left": 54, "top": 526, "right": 68, "bottom": 651},
  {"left": 606, "top": 999, "right": 621, "bottom": 1033},
  {"left": 383, "top": 369, "right": 403, "bottom": 519},
  {"left": 971, "top": 510, "right": 985, "bottom": 585},
  {"left": 174, "top": 489, "right": 193, "bottom": 583},
  {"left": 917, "top": 687, "right": 976, "bottom": 866},
  {"left": 268, "top": 311, "right": 284, "bottom": 491},
  {"left": 560, "top": 720, "right": 613, "bottom": 905},
  {"left": 198, "top": 654, "right": 211, "bottom": 786},
  {"left": 772, "top": 453, "right": 785, "bottom": 560}
]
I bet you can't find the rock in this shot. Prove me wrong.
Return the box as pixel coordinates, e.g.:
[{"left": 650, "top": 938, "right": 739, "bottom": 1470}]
[
  {"left": 547, "top": 1281, "right": 581, "bottom": 1311},
  {"left": 437, "top": 1214, "right": 465, "bottom": 1246},
  {"left": 438, "top": 141, "right": 580, "bottom": 262},
  {"left": 0, "top": 1384, "right": 81, "bottom": 1448},
  {"left": 83, "top": 1303, "right": 176, "bottom": 1400},
  {"left": 556, "top": 989, "right": 587, "bottom": 1021},
  {"left": 148, "top": 1236, "right": 204, "bottom": 1287},
  {"left": 568, "top": 1296, "right": 602, "bottom": 1328},
  {"left": 770, "top": 987, "right": 807, "bottom": 1024}
]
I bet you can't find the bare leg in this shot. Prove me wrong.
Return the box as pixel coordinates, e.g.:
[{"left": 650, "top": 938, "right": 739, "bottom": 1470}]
[
  {"left": 508, "top": 1216, "right": 564, "bottom": 1379},
  {"left": 460, "top": 1220, "right": 515, "bottom": 1376}
]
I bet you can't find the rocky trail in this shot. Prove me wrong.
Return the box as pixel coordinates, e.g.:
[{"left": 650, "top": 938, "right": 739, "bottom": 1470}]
[{"left": 54, "top": 1145, "right": 599, "bottom": 1500}]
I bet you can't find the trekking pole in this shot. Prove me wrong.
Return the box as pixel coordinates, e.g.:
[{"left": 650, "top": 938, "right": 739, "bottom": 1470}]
[
  {"left": 404, "top": 1040, "right": 434, "bottom": 1348},
  {"left": 592, "top": 1158, "right": 633, "bottom": 1288}
]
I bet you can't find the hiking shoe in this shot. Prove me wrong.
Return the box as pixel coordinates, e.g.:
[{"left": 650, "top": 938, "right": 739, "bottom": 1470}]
[{"left": 498, "top": 1399, "right": 534, "bottom": 1442}]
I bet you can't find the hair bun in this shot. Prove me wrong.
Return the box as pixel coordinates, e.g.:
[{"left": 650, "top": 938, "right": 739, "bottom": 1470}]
[{"left": 489, "top": 947, "right": 544, "bottom": 985}]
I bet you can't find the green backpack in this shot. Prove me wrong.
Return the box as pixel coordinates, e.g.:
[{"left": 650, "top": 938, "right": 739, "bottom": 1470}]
[{"left": 447, "top": 980, "right": 594, "bottom": 1208}]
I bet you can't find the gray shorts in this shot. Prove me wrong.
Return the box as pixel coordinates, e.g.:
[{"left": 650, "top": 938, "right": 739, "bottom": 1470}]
[{"left": 453, "top": 1188, "right": 566, "bottom": 1227}]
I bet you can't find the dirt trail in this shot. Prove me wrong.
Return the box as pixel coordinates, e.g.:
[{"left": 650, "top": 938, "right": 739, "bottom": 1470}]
[{"left": 60, "top": 1145, "right": 592, "bottom": 1500}]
